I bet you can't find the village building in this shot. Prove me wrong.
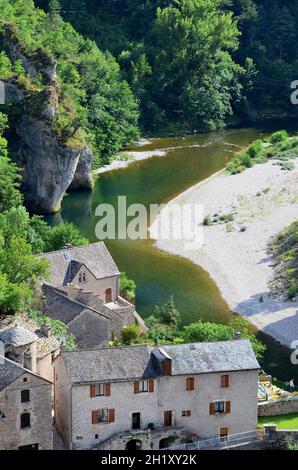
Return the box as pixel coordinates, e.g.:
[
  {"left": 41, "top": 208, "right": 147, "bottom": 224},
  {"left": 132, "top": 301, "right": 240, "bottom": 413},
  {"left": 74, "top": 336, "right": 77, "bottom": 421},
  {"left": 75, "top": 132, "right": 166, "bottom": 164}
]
[
  {"left": 39, "top": 242, "right": 146, "bottom": 349},
  {"left": 0, "top": 355, "right": 53, "bottom": 450},
  {"left": 0, "top": 315, "right": 60, "bottom": 383},
  {"left": 54, "top": 339, "right": 260, "bottom": 450}
]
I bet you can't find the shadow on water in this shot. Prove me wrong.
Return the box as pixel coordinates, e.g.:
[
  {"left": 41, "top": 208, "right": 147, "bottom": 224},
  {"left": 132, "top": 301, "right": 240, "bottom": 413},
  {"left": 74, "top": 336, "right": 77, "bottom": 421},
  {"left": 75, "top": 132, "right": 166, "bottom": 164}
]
[{"left": 55, "top": 123, "right": 298, "bottom": 381}]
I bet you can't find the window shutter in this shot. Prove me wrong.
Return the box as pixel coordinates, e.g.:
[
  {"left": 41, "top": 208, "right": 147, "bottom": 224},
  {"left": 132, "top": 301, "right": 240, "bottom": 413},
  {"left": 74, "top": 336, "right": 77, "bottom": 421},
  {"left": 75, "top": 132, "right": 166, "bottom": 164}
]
[
  {"left": 92, "top": 410, "right": 98, "bottom": 424},
  {"left": 134, "top": 382, "right": 139, "bottom": 394},
  {"left": 209, "top": 402, "right": 215, "bottom": 415},
  {"left": 108, "top": 409, "right": 115, "bottom": 423},
  {"left": 225, "top": 401, "right": 231, "bottom": 414},
  {"left": 148, "top": 380, "right": 154, "bottom": 393},
  {"left": 105, "top": 383, "right": 111, "bottom": 396},
  {"left": 187, "top": 410, "right": 192, "bottom": 417},
  {"left": 90, "top": 385, "right": 96, "bottom": 398},
  {"left": 186, "top": 377, "right": 195, "bottom": 390},
  {"left": 221, "top": 375, "right": 229, "bottom": 388}
]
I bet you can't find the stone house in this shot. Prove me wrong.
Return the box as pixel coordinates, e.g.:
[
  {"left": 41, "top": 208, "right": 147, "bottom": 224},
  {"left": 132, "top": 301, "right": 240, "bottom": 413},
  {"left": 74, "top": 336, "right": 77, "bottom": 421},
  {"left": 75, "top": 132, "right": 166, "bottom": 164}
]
[
  {"left": 0, "top": 355, "right": 53, "bottom": 450},
  {"left": 54, "top": 339, "right": 259, "bottom": 450},
  {"left": 0, "top": 318, "right": 60, "bottom": 383},
  {"left": 39, "top": 242, "right": 146, "bottom": 349}
]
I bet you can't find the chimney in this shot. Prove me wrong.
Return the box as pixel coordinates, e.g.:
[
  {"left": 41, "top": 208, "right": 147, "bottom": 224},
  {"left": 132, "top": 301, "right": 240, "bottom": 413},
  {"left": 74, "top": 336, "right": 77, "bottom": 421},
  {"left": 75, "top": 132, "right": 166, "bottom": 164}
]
[
  {"left": 41, "top": 323, "right": 52, "bottom": 338},
  {"left": 234, "top": 331, "right": 241, "bottom": 340}
]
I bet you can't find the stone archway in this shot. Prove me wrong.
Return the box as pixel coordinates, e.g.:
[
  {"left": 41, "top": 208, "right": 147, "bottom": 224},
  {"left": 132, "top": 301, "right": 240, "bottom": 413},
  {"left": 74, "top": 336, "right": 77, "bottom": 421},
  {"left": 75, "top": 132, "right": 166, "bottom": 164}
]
[{"left": 126, "top": 439, "right": 142, "bottom": 451}]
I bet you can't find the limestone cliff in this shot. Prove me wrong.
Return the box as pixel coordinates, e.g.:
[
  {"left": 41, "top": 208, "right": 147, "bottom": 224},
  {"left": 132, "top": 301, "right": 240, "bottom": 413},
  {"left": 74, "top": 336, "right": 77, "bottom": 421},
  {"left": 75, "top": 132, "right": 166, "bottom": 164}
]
[{"left": 1, "top": 25, "right": 93, "bottom": 214}]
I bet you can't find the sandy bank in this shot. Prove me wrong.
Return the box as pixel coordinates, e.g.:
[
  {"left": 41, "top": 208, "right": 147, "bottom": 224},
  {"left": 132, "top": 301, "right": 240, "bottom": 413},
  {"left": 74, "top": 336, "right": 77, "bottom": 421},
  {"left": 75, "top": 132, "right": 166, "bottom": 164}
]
[
  {"left": 94, "top": 139, "right": 166, "bottom": 175},
  {"left": 151, "top": 161, "right": 298, "bottom": 348}
]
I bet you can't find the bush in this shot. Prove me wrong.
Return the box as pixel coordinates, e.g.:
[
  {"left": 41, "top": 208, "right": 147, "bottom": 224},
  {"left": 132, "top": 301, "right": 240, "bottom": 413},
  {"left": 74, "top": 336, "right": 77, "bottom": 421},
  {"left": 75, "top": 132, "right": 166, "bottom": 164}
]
[
  {"left": 203, "top": 215, "right": 212, "bottom": 226},
  {"left": 247, "top": 139, "right": 263, "bottom": 158},
  {"left": 270, "top": 130, "right": 289, "bottom": 144},
  {"left": 122, "top": 324, "right": 142, "bottom": 345},
  {"left": 120, "top": 272, "right": 136, "bottom": 302}
]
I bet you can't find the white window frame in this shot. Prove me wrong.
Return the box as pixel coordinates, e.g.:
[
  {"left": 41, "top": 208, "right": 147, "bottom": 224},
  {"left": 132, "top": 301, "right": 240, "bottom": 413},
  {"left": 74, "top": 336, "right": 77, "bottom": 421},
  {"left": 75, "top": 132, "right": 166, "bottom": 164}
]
[
  {"left": 138, "top": 380, "right": 149, "bottom": 393},
  {"left": 95, "top": 383, "right": 105, "bottom": 396},
  {"left": 98, "top": 408, "right": 109, "bottom": 423},
  {"left": 214, "top": 401, "right": 226, "bottom": 415}
]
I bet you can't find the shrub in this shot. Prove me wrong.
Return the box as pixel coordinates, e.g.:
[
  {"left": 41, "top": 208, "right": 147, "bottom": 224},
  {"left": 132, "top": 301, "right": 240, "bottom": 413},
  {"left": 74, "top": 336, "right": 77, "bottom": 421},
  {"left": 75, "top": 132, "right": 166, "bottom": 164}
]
[
  {"left": 270, "top": 130, "right": 289, "bottom": 144},
  {"left": 247, "top": 139, "right": 263, "bottom": 158},
  {"left": 122, "top": 324, "right": 142, "bottom": 345},
  {"left": 203, "top": 215, "right": 212, "bottom": 226},
  {"left": 120, "top": 272, "right": 136, "bottom": 302}
]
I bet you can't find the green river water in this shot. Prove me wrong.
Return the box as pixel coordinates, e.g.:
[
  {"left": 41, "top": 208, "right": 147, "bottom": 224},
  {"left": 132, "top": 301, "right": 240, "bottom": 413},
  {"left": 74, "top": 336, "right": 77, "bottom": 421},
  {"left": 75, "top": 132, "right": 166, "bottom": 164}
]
[{"left": 58, "top": 122, "right": 298, "bottom": 382}]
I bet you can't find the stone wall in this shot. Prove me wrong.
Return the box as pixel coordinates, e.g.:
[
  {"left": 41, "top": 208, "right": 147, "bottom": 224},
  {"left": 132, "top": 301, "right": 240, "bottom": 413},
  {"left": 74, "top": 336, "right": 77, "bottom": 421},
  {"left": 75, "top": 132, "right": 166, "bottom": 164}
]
[
  {"left": 54, "top": 366, "right": 258, "bottom": 450},
  {"left": 0, "top": 371, "right": 53, "bottom": 450},
  {"left": 258, "top": 396, "right": 298, "bottom": 417},
  {"left": 263, "top": 425, "right": 298, "bottom": 449}
]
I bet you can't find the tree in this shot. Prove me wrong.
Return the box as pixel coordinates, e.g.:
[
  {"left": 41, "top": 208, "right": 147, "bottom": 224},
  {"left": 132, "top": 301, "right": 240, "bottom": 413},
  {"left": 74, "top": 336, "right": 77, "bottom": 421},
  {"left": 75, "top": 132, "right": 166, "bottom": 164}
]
[
  {"left": 42, "top": 222, "right": 88, "bottom": 252},
  {"left": 122, "top": 324, "right": 142, "bottom": 345},
  {"left": 154, "top": 296, "right": 181, "bottom": 328},
  {"left": 182, "top": 321, "right": 235, "bottom": 343}
]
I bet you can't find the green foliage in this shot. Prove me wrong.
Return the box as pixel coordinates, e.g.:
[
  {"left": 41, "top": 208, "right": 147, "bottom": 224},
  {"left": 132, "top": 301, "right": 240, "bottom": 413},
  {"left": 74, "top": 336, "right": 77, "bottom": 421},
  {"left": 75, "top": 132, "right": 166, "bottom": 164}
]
[
  {"left": 0, "top": 0, "right": 140, "bottom": 167},
  {"left": 120, "top": 272, "right": 136, "bottom": 302},
  {"left": 270, "top": 130, "right": 289, "bottom": 144},
  {"left": 182, "top": 321, "right": 235, "bottom": 343},
  {"left": 154, "top": 295, "right": 181, "bottom": 328},
  {"left": 28, "top": 309, "right": 76, "bottom": 350},
  {"left": 270, "top": 221, "right": 298, "bottom": 300},
  {"left": 121, "top": 324, "right": 142, "bottom": 345},
  {"left": 41, "top": 222, "right": 88, "bottom": 252},
  {"left": 227, "top": 132, "right": 298, "bottom": 174}
]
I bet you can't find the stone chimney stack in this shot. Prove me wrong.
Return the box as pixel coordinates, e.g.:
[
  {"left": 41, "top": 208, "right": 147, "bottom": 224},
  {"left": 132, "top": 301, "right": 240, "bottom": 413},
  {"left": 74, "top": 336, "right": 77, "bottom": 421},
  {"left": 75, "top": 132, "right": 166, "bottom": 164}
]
[{"left": 41, "top": 323, "right": 52, "bottom": 338}]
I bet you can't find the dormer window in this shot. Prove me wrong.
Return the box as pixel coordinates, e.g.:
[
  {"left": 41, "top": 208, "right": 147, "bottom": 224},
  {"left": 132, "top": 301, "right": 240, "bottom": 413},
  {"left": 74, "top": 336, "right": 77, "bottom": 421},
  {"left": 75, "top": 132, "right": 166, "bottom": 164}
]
[{"left": 79, "top": 272, "right": 86, "bottom": 283}]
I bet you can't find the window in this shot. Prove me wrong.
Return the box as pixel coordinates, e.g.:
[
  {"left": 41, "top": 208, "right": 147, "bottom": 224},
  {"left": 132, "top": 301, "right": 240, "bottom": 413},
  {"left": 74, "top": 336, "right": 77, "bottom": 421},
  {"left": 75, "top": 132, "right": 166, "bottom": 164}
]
[
  {"left": 220, "top": 427, "right": 229, "bottom": 439},
  {"left": 90, "top": 383, "right": 110, "bottom": 397},
  {"left": 92, "top": 409, "right": 115, "bottom": 424},
  {"left": 181, "top": 410, "right": 191, "bottom": 417},
  {"left": 79, "top": 272, "right": 86, "bottom": 283},
  {"left": 20, "top": 412, "right": 30, "bottom": 429},
  {"left": 95, "top": 434, "right": 99, "bottom": 439},
  {"left": 210, "top": 401, "right": 231, "bottom": 415},
  {"left": 221, "top": 375, "right": 230, "bottom": 388},
  {"left": 21, "top": 390, "right": 30, "bottom": 403},
  {"left": 186, "top": 377, "right": 195, "bottom": 391},
  {"left": 23, "top": 377, "right": 27, "bottom": 383},
  {"left": 134, "top": 380, "right": 154, "bottom": 394}
]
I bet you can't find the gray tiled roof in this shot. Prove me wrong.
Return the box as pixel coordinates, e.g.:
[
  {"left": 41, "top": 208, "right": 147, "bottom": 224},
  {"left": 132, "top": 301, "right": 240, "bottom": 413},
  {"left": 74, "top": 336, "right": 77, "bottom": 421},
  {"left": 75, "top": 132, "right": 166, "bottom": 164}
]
[
  {"left": 59, "top": 340, "right": 259, "bottom": 385},
  {"left": 39, "top": 242, "right": 120, "bottom": 287},
  {"left": 157, "top": 340, "right": 260, "bottom": 375},
  {"left": 0, "top": 356, "right": 26, "bottom": 390},
  {"left": 60, "top": 345, "right": 157, "bottom": 384},
  {"left": 0, "top": 325, "right": 37, "bottom": 347}
]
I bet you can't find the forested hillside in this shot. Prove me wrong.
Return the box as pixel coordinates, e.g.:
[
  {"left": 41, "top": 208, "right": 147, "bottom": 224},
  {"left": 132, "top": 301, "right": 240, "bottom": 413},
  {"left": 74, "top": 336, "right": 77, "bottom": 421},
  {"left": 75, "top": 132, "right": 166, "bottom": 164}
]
[{"left": 36, "top": 0, "right": 298, "bottom": 132}]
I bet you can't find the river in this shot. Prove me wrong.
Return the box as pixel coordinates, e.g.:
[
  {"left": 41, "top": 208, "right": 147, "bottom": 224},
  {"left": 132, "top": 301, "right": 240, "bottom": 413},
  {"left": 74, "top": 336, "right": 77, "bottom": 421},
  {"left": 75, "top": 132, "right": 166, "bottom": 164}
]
[{"left": 58, "top": 122, "right": 298, "bottom": 382}]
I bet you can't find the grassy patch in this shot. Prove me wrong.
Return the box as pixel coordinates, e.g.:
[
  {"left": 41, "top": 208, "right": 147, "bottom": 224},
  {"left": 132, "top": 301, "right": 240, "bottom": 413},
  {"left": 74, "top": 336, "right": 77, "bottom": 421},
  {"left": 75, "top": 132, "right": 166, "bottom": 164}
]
[{"left": 258, "top": 413, "right": 298, "bottom": 430}]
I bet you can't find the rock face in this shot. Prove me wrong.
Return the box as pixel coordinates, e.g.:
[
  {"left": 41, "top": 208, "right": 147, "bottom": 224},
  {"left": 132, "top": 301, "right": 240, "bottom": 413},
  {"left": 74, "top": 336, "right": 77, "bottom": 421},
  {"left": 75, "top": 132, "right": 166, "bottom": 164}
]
[{"left": 1, "top": 26, "right": 93, "bottom": 214}]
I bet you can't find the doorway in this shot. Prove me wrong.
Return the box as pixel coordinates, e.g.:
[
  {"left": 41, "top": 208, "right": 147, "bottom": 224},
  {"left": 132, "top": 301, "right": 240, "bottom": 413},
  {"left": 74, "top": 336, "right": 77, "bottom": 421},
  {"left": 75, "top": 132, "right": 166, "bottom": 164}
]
[
  {"left": 105, "top": 288, "right": 112, "bottom": 303},
  {"left": 126, "top": 439, "right": 142, "bottom": 451},
  {"left": 164, "top": 410, "right": 173, "bottom": 427},
  {"left": 132, "top": 412, "right": 141, "bottom": 430}
]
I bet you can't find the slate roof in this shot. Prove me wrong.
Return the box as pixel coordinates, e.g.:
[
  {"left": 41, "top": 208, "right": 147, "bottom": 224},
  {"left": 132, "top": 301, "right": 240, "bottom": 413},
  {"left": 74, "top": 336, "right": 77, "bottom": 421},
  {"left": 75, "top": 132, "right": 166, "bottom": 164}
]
[
  {"left": 0, "top": 356, "right": 26, "bottom": 390},
  {"left": 59, "top": 340, "right": 259, "bottom": 385},
  {"left": 0, "top": 325, "right": 37, "bottom": 347},
  {"left": 39, "top": 242, "right": 120, "bottom": 287},
  {"left": 60, "top": 345, "right": 157, "bottom": 384},
  {"left": 157, "top": 340, "right": 260, "bottom": 375}
]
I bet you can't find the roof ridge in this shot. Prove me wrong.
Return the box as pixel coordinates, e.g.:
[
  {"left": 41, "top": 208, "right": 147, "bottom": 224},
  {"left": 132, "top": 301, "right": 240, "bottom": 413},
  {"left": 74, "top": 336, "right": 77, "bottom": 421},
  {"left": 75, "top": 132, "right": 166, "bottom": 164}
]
[
  {"left": 38, "top": 241, "right": 104, "bottom": 257},
  {"left": 61, "top": 344, "right": 150, "bottom": 354}
]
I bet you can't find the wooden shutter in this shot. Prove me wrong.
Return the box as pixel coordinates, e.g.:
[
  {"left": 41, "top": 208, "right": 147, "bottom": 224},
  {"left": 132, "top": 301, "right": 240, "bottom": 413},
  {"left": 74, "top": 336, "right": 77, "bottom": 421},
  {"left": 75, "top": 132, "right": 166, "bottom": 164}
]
[
  {"left": 92, "top": 410, "right": 98, "bottom": 424},
  {"left": 220, "top": 427, "right": 229, "bottom": 437},
  {"left": 163, "top": 359, "right": 172, "bottom": 376},
  {"left": 148, "top": 380, "right": 154, "bottom": 393},
  {"left": 90, "top": 385, "right": 96, "bottom": 398},
  {"left": 187, "top": 410, "right": 192, "bottom": 417},
  {"left": 105, "top": 383, "right": 111, "bottom": 396},
  {"left": 186, "top": 377, "right": 195, "bottom": 390},
  {"left": 221, "top": 375, "right": 229, "bottom": 388},
  {"left": 225, "top": 401, "right": 231, "bottom": 414},
  {"left": 134, "top": 382, "right": 139, "bottom": 394},
  {"left": 108, "top": 409, "right": 115, "bottom": 423},
  {"left": 209, "top": 402, "right": 215, "bottom": 415}
]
